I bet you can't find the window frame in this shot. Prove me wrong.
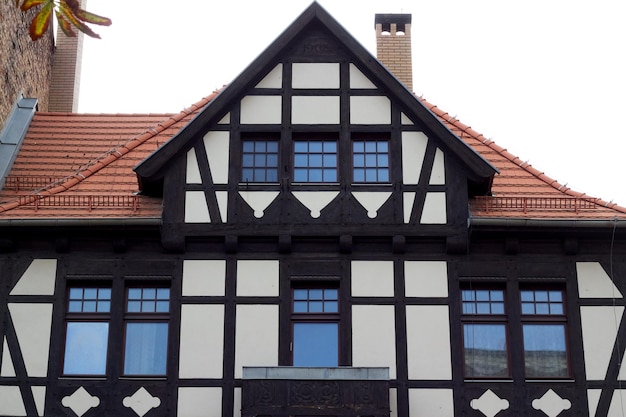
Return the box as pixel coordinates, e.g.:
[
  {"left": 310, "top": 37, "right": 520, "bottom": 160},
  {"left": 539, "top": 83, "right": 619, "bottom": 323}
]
[
  {"left": 291, "top": 284, "right": 340, "bottom": 367},
  {"left": 122, "top": 286, "right": 171, "bottom": 377},
  {"left": 241, "top": 136, "right": 280, "bottom": 183},
  {"left": 292, "top": 136, "right": 339, "bottom": 183},
  {"left": 62, "top": 285, "right": 112, "bottom": 377},
  {"left": 351, "top": 135, "right": 391, "bottom": 184}
]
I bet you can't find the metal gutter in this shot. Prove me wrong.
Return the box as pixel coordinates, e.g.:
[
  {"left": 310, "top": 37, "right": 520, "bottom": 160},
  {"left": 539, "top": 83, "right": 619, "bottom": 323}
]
[
  {"left": 470, "top": 217, "right": 626, "bottom": 228},
  {"left": 0, "top": 218, "right": 161, "bottom": 227}
]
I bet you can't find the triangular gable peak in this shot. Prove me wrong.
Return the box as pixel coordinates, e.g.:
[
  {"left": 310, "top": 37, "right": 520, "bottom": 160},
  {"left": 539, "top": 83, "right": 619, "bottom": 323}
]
[{"left": 134, "top": 2, "right": 497, "bottom": 250}]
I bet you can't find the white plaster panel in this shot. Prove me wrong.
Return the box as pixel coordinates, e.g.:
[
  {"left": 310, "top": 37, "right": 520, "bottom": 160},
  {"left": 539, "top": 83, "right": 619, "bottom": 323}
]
[
  {"left": 401, "top": 112, "right": 413, "bottom": 125},
  {"left": 179, "top": 304, "right": 224, "bottom": 378},
  {"left": 292, "top": 191, "right": 339, "bottom": 218},
  {"left": 8, "top": 303, "right": 52, "bottom": 377},
  {"left": 237, "top": 260, "right": 279, "bottom": 297},
  {"left": 406, "top": 305, "right": 452, "bottom": 380},
  {"left": 588, "top": 389, "right": 601, "bottom": 417},
  {"left": 234, "top": 305, "right": 278, "bottom": 378},
  {"left": 403, "top": 192, "right": 415, "bottom": 223},
  {"left": 404, "top": 261, "right": 448, "bottom": 298},
  {"left": 177, "top": 387, "right": 222, "bottom": 417},
  {"left": 352, "top": 305, "right": 396, "bottom": 378},
  {"left": 577, "top": 262, "right": 623, "bottom": 298},
  {"left": 239, "top": 191, "right": 279, "bottom": 218},
  {"left": 408, "top": 389, "right": 454, "bottom": 417},
  {"left": 350, "top": 96, "right": 391, "bottom": 125},
  {"left": 352, "top": 192, "right": 392, "bottom": 218},
  {"left": 216, "top": 191, "right": 228, "bottom": 222},
  {"left": 390, "top": 388, "right": 398, "bottom": 417},
  {"left": 182, "top": 260, "right": 225, "bottom": 296},
  {"left": 240, "top": 96, "right": 282, "bottom": 124},
  {"left": 256, "top": 64, "right": 283, "bottom": 89},
  {"left": 234, "top": 387, "right": 242, "bottom": 417},
  {"left": 351, "top": 261, "right": 394, "bottom": 297},
  {"left": 420, "top": 192, "right": 447, "bottom": 224},
  {"left": 402, "top": 131, "right": 428, "bottom": 185},
  {"left": 293, "top": 63, "right": 339, "bottom": 89},
  {"left": 0, "top": 386, "right": 26, "bottom": 416},
  {"left": 203, "top": 131, "right": 230, "bottom": 185},
  {"left": 185, "top": 191, "right": 211, "bottom": 223},
  {"left": 186, "top": 148, "right": 202, "bottom": 184},
  {"left": 429, "top": 148, "right": 446, "bottom": 185},
  {"left": 217, "top": 113, "right": 230, "bottom": 124},
  {"left": 32, "top": 386, "right": 46, "bottom": 417},
  {"left": 580, "top": 305, "right": 624, "bottom": 380},
  {"left": 619, "top": 357, "right": 626, "bottom": 380},
  {"left": 1, "top": 337, "right": 15, "bottom": 377},
  {"left": 10, "top": 259, "right": 57, "bottom": 296},
  {"left": 349, "top": 64, "right": 377, "bottom": 89},
  {"left": 292, "top": 96, "right": 340, "bottom": 124},
  {"left": 608, "top": 390, "right": 626, "bottom": 417}
]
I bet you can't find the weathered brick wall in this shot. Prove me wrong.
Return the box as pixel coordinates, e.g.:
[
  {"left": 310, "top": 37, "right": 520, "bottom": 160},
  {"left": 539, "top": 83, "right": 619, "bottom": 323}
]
[{"left": 0, "top": 1, "right": 54, "bottom": 128}]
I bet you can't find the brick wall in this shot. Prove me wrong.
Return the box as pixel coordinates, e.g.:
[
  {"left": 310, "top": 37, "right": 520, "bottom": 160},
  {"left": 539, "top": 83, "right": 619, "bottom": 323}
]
[
  {"left": 0, "top": 1, "right": 54, "bottom": 128},
  {"left": 375, "top": 15, "right": 413, "bottom": 91}
]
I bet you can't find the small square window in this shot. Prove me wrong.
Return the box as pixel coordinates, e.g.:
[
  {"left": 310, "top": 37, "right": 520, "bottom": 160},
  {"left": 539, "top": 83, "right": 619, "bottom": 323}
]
[
  {"left": 293, "top": 140, "right": 338, "bottom": 182},
  {"left": 353, "top": 140, "right": 389, "bottom": 183},
  {"left": 242, "top": 140, "right": 279, "bottom": 183}
]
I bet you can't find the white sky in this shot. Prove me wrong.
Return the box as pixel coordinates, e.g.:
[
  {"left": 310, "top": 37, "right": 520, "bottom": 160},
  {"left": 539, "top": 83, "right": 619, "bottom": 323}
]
[{"left": 78, "top": 0, "right": 626, "bottom": 206}]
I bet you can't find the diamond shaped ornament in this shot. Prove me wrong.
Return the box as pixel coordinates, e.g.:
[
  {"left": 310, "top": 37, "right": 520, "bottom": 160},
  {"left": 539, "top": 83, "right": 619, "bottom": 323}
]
[
  {"left": 61, "top": 386, "right": 100, "bottom": 417},
  {"left": 122, "top": 387, "right": 161, "bottom": 417},
  {"left": 470, "top": 389, "right": 510, "bottom": 417},
  {"left": 532, "top": 389, "right": 572, "bottom": 417}
]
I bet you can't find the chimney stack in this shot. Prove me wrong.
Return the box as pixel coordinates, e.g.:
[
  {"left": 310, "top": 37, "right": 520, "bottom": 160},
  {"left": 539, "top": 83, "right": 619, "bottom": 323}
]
[
  {"left": 375, "top": 14, "right": 413, "bottom": 91},
  {"left": 48, "top": 3, "right": 85, "bottom": 112}
]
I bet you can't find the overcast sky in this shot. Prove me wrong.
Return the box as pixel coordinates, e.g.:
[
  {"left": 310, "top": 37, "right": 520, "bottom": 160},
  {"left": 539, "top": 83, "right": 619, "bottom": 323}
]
[{"left": 77, "top": 0, "right": 626, "bottom": 206}]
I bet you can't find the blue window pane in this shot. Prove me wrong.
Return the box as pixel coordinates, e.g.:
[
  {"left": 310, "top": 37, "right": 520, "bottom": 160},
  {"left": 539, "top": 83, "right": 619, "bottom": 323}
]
[
  {"left": 491, "top": 290, "right": 504, "bottom": 301},
  {"left": 267, "top": 142, "right": 279, "bottom": 152},
  {"left": 323, "top": 142, "right": 336, "bottom": 152},
  {"left": 353, "top": 142, "right": 364, "bottom": 152},
  {"left": 143, "top": 288, "right": 156, "bottom": 300},
  {"left": 476, "top": 302, "right": 491, "bottom": 314},
  {"left": 309, "top": 155, "right": 323, "bottom": 167},
  {"left": 99, "top": 288, "right": 112, "bottom": 300},
  {"left": 243, "top": 142, "right": 255, "bottom": 152},
  {"left": 294, "top": 169, "right": 308, "bottom": 182},
  {"left": 143, "top": 301, "right": 156, "bottom": 312},
  {"left": 309, "top": 289, "right": 323, "bottom": 300},
  {"left": 128, "top": 301, "right": 141, "bottom": 312},
  {"left": 309, "top": 169, "right": 323, "bottom": 182},
  {"left": 535, "top": 291, "right": 549, "bottom": 302},
  {"left": 242, "top": 155, "right": 254, "bottom": 167},
  {"left": 254, "top": 168, "right": 266, "bottom": 181},
  {"left": 463, "top": 324, "right": 508, "bottom": 377},
  {"left": 83, "top": 301, "right": 97, "bottom": 312},
  {"left": 522, "top": 303, "right": 535, "bottom": 314},
  {"left": 97, "top": 301, "right": 111, "bottom": 312},
  {"left": 324, "top": 169, "right": 337, "bottom": 182},
  {"left": 365, "top": 154, "right": 377, "bottom": 166},
  {"left": 124, "top": 322, "right": 168, "bottom": 375},
  {"left": 476, "top": 290, "right": 490, "bottom": 301},
  {"left": 69, "top": 288, "right": 83, "bottom": 299},
  {"left": 254, "top": 154, "right": 266, "bottom": 166},
  {"left": 267, "top": 154, "right": 278, "bottom": 166},
  {"left": 294, "top": 301, "right": 308, "bottom": 313},
  {"left": 550, "top": 303, "right": 564, "bottom": 314},
  {"left": 365, "top": 169, "right": 377, "bottom": 182},
  {"left": 84, "top": 288, "right": 97, "bottom": 299},
  {"left": 309, "top": 142, "right": 323, "bottom": 152},
  {"left": 294, "top": 155, "right": 308, "bottom": 167},
  {"left": 128, "top": 288, "right": 142, "bottom": 300},
  {"left": 266, "top": 170, "right": 278, "bottom": 182},
  {"left": 377, "top": 142, "right": 388, "bottom": 152},
  {"left": 242, "top": 169, "right": 254, "bottom": 182},
  {"left": 523, "top": 324, "right": 568, "bottom": 377},
  {"left": 377, "top": 154, "right": 389, "bottom": 167},
  {"left": 491, "top": 302, "right": 505, "bottom": 314},
  {"left": 309, "top": 301, "right": 323, "bottom": 312},
  {"left": 294, "top": 289, "right": 308, "bottom": 300},
  {"left": 324, "top": 301, "right": 338, "bottom": 312},
  {"left": 254, "top": 142, "right": 266, "bottom": 152},
  {"left": 354, "top": 170, "right": 365, "bottom": 182},
  {"left": 324, "top": 154, "right": 337, "bottom": 167},
  {"left": 462, "top": 290, "right": 475, "bottom": 301},
  {"left": 324, "top": 289, "right": 338, "bottom": 299},
  {"left": 549, "top": 291, "right": 563, "bottom": 302},
  {"left": 354, "top": 154, "right": 365, "bottom": 167},
  {"left": 521, "top": 291, "right": 534, "bottom": 302},
  {"left": 64, "top": 322, "right": 109, "bottom": 375},
  {"left": 294, "top": 142, "right": 308, "bottom": 152},
  {"left": 157, "top": 288, "right": 170, "bottom": 300},
  {"left": 462, "top": 303, "right": 476, "bottom": 314},
  {"left": 68, "top": 301, "right": 82, "bottom": 312},
  {"left": 378, "top": 170, "right": 389, "bottom": 182},
  {"left": 293, "top": 322, "right": 338, "bottom": 366},
  {"left": 365, "top": 142, "right": 377, "bottom": 152}
]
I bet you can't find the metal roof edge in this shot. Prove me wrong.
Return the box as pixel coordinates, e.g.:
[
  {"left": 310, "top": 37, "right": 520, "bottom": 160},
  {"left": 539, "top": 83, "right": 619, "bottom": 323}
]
[
  {"left": 0, "top": 95, "right": 38, "bottom": 190},
  {"left": 469, "top": 217, "right": 626, "bottom": 228},
  {"left": 0, "top": 217, "right": 161, "bottom": 227}
]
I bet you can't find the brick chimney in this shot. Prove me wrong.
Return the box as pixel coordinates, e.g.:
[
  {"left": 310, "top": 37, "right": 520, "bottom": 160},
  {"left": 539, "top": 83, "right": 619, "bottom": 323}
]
[
  {"left": 375, "top": 14, "right": 413, "bottom": 91},
  {"left": 48, "top": 5, "right": 85, "bottom": 112}
]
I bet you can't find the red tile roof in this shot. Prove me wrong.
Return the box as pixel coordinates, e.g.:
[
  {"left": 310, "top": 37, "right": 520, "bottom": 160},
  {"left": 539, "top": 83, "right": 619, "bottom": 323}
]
[{"left": 0, "top": 91, "right": 624, "bottom": 221}]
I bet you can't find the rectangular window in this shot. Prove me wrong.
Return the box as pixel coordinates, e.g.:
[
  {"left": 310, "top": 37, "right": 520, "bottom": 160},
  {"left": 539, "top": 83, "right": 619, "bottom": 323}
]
[
  {"left": 461, "top": 288, "right": 509, "bottom": 378},
  {"left": 521, "top": 289, "right": 569, "bottom": 378},
  {"left": 293, "top": 140, "right": 338, "bottom": 182},
  {"left": 292, "top": 287, "right": 339, "bottom": 366},
  {"left": 63, "top": 287, "right": 111, "bottom": 375},
  {"left": 353, "top": 140, "right": 389, "bottom": 183},
  {"left": 242, "top": 140, "right": 279, "bottom": 182},
  {"left": 123, "top": 287, "right": 170, "bottom": 375}
]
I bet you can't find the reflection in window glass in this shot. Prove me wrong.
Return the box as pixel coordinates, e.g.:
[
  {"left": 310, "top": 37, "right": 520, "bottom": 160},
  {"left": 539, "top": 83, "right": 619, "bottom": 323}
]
[
  {"left": 242, "top": 140, "right": 279, "bottom": 182},
  {"left": 63, "top": 322, "right": 109, "bottom": 375},
  {"left": 293, "top": 140, "right": 337, "bottom": 182},
  {"left": 523, "top": 324, "right": 568, "bottom": 377},
  {"left": 124, "top": 322, "right": 169, "bottom": 375},
  {"left": 293, "top": 322, "right": 338, "bottom": 366},
  {"left": 353, "top": 140, "right": 389, "bottom": 183},
  {"left": 463, "top": 324, "right": 509, "bottom": 377}
]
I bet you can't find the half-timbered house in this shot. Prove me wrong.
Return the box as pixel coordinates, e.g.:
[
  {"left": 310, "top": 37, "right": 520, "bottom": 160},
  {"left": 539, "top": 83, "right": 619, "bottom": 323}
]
[{"left": 1, "top": 3, "right": 626, "bottom": 417}]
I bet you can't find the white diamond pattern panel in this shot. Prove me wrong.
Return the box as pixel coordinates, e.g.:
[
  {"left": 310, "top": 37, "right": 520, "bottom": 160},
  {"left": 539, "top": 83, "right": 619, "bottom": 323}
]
[
  {"left": 203, "top": 131, "right": 230, "bottom": 185},
  {"left": 292, "top": 63, "right": 339, "bottom": 89},
  {"left": 470, "top": 389, "right": 509, "bottom": 417},
  {"left": 350, "top": 96, "right": 391, "bottom": 124},
  {"left": 292, "top": 96, "right": 340, "bottom": 124},
  {"left": 186, "top": 148, "right": 202, "bottom": 184},
  {"left": 178, "top": 387, "right": 222, "bottom": 417},
  {"left": 406, "top": 305, "right": 452, "bottom": 380},
  {"left": 8, "top": 303, "right": 52, "bottom": 377},
  {"left": 577, "top": 262, "right": 623, "bottom": 298},
  {"left": 179, "top": 304, "right": 225, "bottom": 379},
  {"left": 234, "top": 305, "right": 278, "bottom": 378},
  {"left": 184, "top": 191, "right": 210, "bottom": 223},
  {"left": 352, "top": 305, "right": 396, "bottom": 378},
  {"left": 292, "top": 191, "right": 339, "bottom": 218},
  {"left": 349, "top": 64, "right": 376, "bottom": 89},
  {"left": 256, "top": 64, "right": 283, "bottom": 88},
  {"left": 531, "top": 389, "right": 572, "bottom": 417},
  {"left": 122, "top": 387, "right": 161, "bottom": 417},
  {"left": 239, "top": 191, "right": 279, "bottom": 218},
  {"left": 409, "top": 388, "right": 454, "bottom": 417},
  {"left": 61, "top": 387, "right": 100, "bottom": 417},
  {"left": 401, "top": 132, "right": 428, "bottom": 185},
  {"left": 580, "top": 305, "right": 624, "bottom": 380},
  {"left": 351, "top": 192, "right": 392, "bottom": 219},
  {"left": 10, "top": 259, "right": 57, "bottom": 296}
]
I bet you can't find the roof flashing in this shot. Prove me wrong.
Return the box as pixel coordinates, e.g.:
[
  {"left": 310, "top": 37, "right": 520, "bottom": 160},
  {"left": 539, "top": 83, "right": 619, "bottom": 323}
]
[{"left": 0, "top": 95, "right": 38, "bottom": 189}]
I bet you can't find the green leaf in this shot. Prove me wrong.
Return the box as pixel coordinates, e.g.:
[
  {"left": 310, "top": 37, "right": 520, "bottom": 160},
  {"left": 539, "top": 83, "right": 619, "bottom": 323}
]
[
  {"left": 74, "top": 9, "right": 112, "bottom": 26},
  {"left": 21, "top": 0, "right": 48, "bottom": 11},
  {"left": 28, "top": 1, "right": 53, "bottom": 40},
  {"left": 55, "top": 10, "right": 76, "bottom": 37},
  {"left": 57, "top": 1, "right": 100, "bottom": 38}
]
